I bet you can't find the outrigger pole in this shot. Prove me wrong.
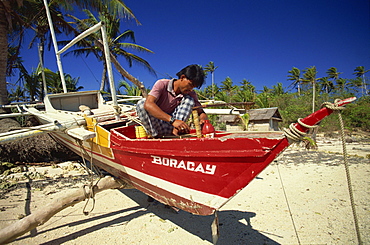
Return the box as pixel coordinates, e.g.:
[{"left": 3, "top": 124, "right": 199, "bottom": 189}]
[
  {"left": 42, "top": 0, "right": 120, "bottom": 120},
  {"left": 43, "top": 0, "right": 67, "bottom": 93}
]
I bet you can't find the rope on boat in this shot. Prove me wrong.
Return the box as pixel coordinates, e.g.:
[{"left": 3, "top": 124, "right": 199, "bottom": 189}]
[
  {"left": 283, "top": 118, "right": 317, "bottom": 142},
  {"left": 282, "top": 99, "right": 362, "bottom": 244},
  {"left": 283, "top": 99, "right": 345, "bottom": 143},
  {"left": 113, "top": 105, "right": 122, "bottom": 117},
  {"left": 333, "top": 101, "right": 363, "bottom": 245},
  {"left": 121, "top": 110, "right": 144, "bottom": 126},
  {"left": 75, "top": 122, "right": 104, "bottom": 215},
  {"left": 276, "top": 163, "right": 301, "bottom": 245}
]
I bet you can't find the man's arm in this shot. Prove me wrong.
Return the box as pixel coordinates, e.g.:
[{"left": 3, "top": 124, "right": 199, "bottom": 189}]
[
  {"left": 197, "top": 108, "right": 208, "bottom": 124},
  {"left": 144, "top": 95, "right": 190, "bottom": 135},
  {"left": 144, "top": 95, "right": 172, "bottom": 122}
]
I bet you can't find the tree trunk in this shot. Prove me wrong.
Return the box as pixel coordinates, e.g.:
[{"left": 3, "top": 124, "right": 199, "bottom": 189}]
[
  {"left": 100, "top": 60, "right": 107, "bottom": 91},
  {"left": 312, "top": 81, "right": 315, "bottom": 113},
  {"left": 0, "top": 176, "right": 127, "bottom": 244},
  {"left": 96, "top": 40, "right": 148, "bottom": 98},
  {"left": 0, "top": 3, "right": 9, "bottom": 113},
  {"left": 38, "top": 38, "right": 48, "bottom": 99}
]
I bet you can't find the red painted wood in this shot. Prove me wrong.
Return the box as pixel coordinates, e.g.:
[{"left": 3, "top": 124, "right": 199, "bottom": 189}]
[
  {"left": 295, "top": 97, "right": 356, "bottom": 133},
  {"left": 48, "top": 97, "right": 355, "bottom": 215}
]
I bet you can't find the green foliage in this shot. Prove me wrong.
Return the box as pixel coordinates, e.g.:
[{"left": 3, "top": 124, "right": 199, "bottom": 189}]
[
  {"left": 275, "top": 94, "right": 312, "bottom": 128},
  {"left": 240, "top": 113, "right": 250, "bottom": 130},
  {"left": 342, "top": 96, "right": 370, "bottom": 131}
]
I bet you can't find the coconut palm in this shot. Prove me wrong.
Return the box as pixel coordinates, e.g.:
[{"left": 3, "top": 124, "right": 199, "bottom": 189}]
[
  {"left": 326, "top": 67, "right": 342, "bottom": 81},
  {"left": 347, "top": 77, "right": 363, "bottom": 95},
  {"left": 8, "top": 86, "right": 26, "bottom": 103},
  {"left": 0, "top": 0, "right": 138, "bottom": 109},
  {"left": 335, "top": 78, "right": 348, "bottom": 93},
  {"left": 204, "top": 61, "right": 218, "bottom": 99},
  {"left": 220, "top": 77, "right": 237, "bottom": 97},
  {"left": 255, "top": 92, "right": 270, "bottom": 108},
  {"left": 271, "top": 82, "right": 285, "bottom": 96},
  {"left": 66, "top": 8, "right": 155, "bottom": 92},
  {"left": 196, "top": 84, "right": 220, "bottom": 100},
  {"left": 287, "top": 67, "right": 302, "bottom": 95},
  {"left": 234, "top": 89, "right": 255, "bottom": 103},
  {"left": 118, "top": 80, "right": 142, "bottom": 96},
  {"left": 302, "top": 66, "right": 319, "bottom": 113},
  {"left": 318, "top": 77, "right": 334, "bottom": 94},
  {"left": 353, "top": 66, "right": 369, "bottom": 95},
  {"left": 46, "top": 71, "right": 83, "bottom": 93},
  {"left": 240, "top": 79, "right": 255, "bottom": 93}
]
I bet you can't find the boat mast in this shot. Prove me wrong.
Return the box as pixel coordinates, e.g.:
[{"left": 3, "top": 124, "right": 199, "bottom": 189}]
[{"left": 42, "top": 0, "right": 67, "bottom": 93}]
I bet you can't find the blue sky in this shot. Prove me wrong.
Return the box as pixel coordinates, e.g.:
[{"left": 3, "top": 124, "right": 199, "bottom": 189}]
[{"left": 17, "top": 0, "right": 370, "bottom": 94}]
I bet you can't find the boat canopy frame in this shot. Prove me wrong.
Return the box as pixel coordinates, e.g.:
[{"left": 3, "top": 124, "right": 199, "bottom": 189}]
[{"left": 42, "top": 0, "right": 120, "bottom": 120}]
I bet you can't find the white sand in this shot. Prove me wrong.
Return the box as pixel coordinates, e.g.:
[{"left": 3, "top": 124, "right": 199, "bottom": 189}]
[{"left": 0, "top": 140, "right": 369, "bottom": 244}]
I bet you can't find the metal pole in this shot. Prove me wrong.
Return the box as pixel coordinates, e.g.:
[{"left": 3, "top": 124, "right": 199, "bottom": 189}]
[
  {"left": 42, "top": 0, "right": 67, "bottom": 93},
  {"left": 101, "top": 23, "right": 120, "bottom": 121}
]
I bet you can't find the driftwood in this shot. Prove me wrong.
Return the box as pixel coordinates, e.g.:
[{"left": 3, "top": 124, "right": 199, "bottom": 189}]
[{"left": 0, "top": 176, "right": 127, "bottom": 244}]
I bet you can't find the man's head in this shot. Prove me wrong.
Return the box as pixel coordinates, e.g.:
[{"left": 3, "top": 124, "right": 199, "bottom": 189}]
[{"left": 176, "top": 64, "right": 206, "bottom": 89}]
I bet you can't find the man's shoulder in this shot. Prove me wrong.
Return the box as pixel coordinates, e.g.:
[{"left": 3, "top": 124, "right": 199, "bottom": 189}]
[
  {"left": 154, "top": 79, "right": 171, "bottom": 86},
  {"left": 150, "top": 79, "right": 171, "bottom": 97}
]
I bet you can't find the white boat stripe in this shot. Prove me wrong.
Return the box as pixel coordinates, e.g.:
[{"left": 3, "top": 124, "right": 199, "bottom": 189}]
[{"left": 58, "top": 134, "right": 228, "bottom": 209}]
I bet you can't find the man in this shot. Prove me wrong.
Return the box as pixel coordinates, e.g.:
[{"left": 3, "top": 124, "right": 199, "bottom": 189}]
[{"left": 136, "top": 64, "right": 208, "bottom": 137}]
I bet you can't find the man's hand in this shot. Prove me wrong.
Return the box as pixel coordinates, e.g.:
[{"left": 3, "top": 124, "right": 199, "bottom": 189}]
[
  {"left": 198, "top": 111, "right": 208, "bottom": 125},
  {"left": 172, "top": 119, "right": 190, "bottom": 136}
]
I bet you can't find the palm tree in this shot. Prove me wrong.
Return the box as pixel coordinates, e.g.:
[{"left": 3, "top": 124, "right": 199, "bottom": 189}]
[
  {"left": 234, "top": 89, "right": 255, "bottom": 103},
  {"left": 335, "top": 78, "right": 348, "bottom": 93},
  {"left": 47, "top": 71, "right": 83, "bottom": 93},
  {"left": 240, "top": 79, "right": 255, "bottom": 93},
  {"left": 302, "top": 66, "right": 319, "bottom": 113},
  {"left": 204, "top": 61, "right": 218, "bottom": 99},
  {"left": 326, "top": 67, "right": 342, "bottom": 95},
  {"left": 271, "top": 82, "right": 285, "bottom": 96},
  {"left": 326, "top": 67, "right": 342, "bottom": 81},
  {"left": 353, "top": 66, "right": 369, "bottom": 95},
  {"left": 196, "top": 84, "right": 219, "bottom": 100},
  {"left": 287, "top": 67, "right": 302, "bottom": 95},
  {"left": 318, "top": 77, "right": 334, "bottom": 94},
  {"left": 118, "top": 80, "right": 142, "bottom": 96},
  {"left": 347, "top": 77, "right": 363, "bottom": 95},
  {"left": 220, "top": 77, "right": 237, "bottom": 97},
  {"left": 0, "top": 0, "right": 139, "bottom": 109},
  {"left": 8, "top": 86, "right": 26, "bottom": 103},
  {"left": 255, "top": 92, "right": 270, "bottom": 108},
  {"left": 66, "top": 8, "right": 155, "bottom": 92}
]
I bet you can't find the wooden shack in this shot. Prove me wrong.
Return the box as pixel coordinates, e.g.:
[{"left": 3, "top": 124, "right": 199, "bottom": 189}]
[{"left": 220, "top": 107, "right": 282, "bottom": 132}]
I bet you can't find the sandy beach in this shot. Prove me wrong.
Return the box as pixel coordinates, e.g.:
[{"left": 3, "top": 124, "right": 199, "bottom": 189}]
[{"left": 0, "top": 137, "right": 369, "bottom": 244}]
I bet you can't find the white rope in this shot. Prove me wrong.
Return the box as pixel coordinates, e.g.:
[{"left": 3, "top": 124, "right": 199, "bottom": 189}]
[{"left": 283, "top": 100, "right": 345, "bottom": 143}]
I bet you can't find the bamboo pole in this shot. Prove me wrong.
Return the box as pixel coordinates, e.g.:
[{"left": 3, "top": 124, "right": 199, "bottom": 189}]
[{"left": 192, "top": 110, "right": 202, "bottom": 138}]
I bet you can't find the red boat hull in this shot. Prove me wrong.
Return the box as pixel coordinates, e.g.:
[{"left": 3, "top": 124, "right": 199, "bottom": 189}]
[
  {"left": 49, "top": 97, "right": 356, "bottom": 216},
  {"left": 109, "top": 129, "right": 289, "bottom": 215},
  {"left": 52, "top": 130, "right": 289, "bottom": 215}
]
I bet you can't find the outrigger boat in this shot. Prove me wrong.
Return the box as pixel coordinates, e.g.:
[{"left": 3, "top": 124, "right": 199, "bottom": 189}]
[
  {"left": 0, "top": 90, "right": 356, "bottom": 216},
  {"left": 0, "top": 1, "right": 356, "bottom": 217}
]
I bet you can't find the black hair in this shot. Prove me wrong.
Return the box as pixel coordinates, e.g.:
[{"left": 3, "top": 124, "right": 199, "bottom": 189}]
[{"left": 176, "top": 64, "right": 206, "bottom": 89}]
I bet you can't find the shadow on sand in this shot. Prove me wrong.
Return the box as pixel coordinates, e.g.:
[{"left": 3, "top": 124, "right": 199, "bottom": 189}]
[
  {"left": 15, "top": 188, "right": 281, "bottom": 244},
  {"left": 120, "top": 189, "right": 281, "bottom": 245}
]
